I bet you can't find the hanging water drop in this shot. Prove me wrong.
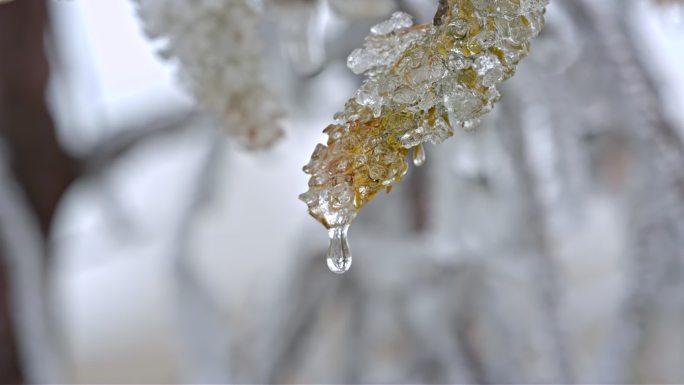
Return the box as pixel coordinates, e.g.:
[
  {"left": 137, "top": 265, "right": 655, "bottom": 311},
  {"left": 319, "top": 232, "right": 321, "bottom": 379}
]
[
  {"left": 413, "top": 143, "right": 426, "bottom": 166},
  {"left": 327, "top": 225, "right": 352, "bottom": 274}
]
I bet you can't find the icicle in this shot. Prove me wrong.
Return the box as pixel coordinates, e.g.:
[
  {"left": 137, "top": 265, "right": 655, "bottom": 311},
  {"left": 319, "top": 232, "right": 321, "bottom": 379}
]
[
  {"left": 327, "top": 225, "right": 352, "bottom": 274},
  {"left": 413, "top": 144, "right": 426, "bottom": 166}
]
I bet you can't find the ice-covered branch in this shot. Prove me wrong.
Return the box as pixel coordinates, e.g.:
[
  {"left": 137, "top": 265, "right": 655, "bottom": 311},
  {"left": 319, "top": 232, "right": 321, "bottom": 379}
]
[
  {"left": 133, "top": 0, "right": 285, "bottom": 149},
  {"left": 299, "top": 0, "right": 549, "bottom": 273}
]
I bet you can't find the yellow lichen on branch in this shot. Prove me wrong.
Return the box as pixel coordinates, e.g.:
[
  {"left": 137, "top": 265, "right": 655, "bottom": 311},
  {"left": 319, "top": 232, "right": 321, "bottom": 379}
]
[{"left": 300, "top": 0, "right": 548, "bottom": 237}]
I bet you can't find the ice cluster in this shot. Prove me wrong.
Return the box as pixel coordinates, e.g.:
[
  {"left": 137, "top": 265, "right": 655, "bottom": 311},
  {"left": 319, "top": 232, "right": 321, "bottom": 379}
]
[
  {"left": 133, "top": 0, "right": 284, "bottom": 149},
  {"left": 300, "top": 0, "right": 548, "bottom": 231}
]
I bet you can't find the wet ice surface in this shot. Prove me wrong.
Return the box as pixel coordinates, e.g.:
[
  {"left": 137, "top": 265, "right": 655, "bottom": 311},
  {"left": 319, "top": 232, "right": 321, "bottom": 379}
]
[{"left": 300, "top": 0, "right": 549, "bottom": 273}]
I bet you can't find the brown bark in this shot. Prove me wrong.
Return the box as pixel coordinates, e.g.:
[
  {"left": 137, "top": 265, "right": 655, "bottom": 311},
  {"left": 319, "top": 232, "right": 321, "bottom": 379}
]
[
  {"left": 0, "top": 0, "right": 78, "bottom": 236},
  {"left": 0, "top": 246, "right": 22, "bottom": 384},
  {"left": 0, "top": 1, "right": 77, "bottom": 383}
]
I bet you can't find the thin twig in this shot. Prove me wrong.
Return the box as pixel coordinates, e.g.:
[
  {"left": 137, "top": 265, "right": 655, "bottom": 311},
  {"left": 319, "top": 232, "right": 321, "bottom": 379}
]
[
  {"left": 173, "top": 129, "right": 232, "bottom": 382},
  {"left": 0, "top": 158, "right": 65, "bottom": 384},
  {"left": 80, "top": 110, "right": 197, "bottom": 176},
  {"left": 499, "top": 91, "right": 575, "bottom": 383}
]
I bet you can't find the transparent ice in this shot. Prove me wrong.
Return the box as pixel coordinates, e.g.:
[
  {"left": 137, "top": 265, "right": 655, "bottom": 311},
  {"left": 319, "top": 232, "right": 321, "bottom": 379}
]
[
  {"left": 327, "top": 225, "right": 352, "bottom": 274},
  {"left": 301, "top": 0, "right": 549, "bottom": 273}
]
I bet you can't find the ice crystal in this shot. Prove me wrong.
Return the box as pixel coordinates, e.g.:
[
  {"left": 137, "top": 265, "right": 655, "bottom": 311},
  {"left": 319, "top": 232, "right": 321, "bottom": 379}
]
[
  {"left": 300, "top": 0, "right": 548, "bottom": 270},
  {"left": 133, "top": 0, "right": 285, "bottom": 149}
]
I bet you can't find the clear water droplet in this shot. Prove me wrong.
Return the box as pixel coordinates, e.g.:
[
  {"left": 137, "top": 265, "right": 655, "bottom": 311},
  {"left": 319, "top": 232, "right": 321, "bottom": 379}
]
[
  {"left": 327, "top": 225, "right": 352, "bottom": 274},
  {"left": 413, "top": 144, "right": 426, "bottom": 166}
]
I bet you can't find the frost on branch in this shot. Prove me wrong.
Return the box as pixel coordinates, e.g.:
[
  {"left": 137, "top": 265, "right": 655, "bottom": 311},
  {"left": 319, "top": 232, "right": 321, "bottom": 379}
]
[
  {"left": 133, "top": 0, "right": 285, "bottom": 149},
  {"left": 300, "top": 0, "right": 548, "bottom": 230}
]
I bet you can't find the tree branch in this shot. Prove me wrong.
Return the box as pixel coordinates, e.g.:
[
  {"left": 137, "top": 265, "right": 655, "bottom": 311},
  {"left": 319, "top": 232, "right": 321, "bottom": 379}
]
[{"left": 0, "top": 0, "right": 78, "bottom": 236}]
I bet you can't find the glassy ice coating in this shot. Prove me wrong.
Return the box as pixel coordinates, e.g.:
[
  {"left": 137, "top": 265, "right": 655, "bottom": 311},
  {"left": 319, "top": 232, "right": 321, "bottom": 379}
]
[
  {"left": 133, "top": 0, "right": 285, "bottom": 149},
  {"left": 300, "top": 0, "right": 547, "bottom": 245}
]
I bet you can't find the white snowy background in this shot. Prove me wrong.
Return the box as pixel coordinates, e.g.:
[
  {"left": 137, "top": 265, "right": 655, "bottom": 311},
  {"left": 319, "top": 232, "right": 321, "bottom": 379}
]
[{"left": 25, "top": 0, "right": 684, "bottom": 382}]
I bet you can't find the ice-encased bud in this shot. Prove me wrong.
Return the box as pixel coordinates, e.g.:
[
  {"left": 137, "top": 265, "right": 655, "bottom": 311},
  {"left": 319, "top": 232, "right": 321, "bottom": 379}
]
[
  {"left": 300, "top": 0, "right": 548, "bottom": 273},
  {"left": 327, "top": 225, "right": 352, "bottom": 274},
  {"left": 133, "top": 0, "right": 285, "bottom": 149}
]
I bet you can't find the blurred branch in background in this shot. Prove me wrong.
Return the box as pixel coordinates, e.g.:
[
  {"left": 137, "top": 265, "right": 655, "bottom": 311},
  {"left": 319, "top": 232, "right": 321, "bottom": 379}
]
[
  {"left": 172, "top": 131, "right": 231, "bottom": 383},
  {"left": 81, "top": 110, "right": 197, "bottom": 177},
  {"left": 0, "top": 1, "right": 199, "bottom": 382},
  {"left": 0, "top": 240, "right": 22, "bottom": 384},
  {"left": 0, "top": 1, "right": 74, "bottom": 383},
  {"left": 0, "top": 158, "right": 65, "bottom": 384},
  {"left": 577, "top": 1, "right": 684, "bottom": 381},
  {"left": 0, "top": 0, "right": 77, "bottom": 235},
  {"left": 2, "top": 0, "right": 684, "bottom": 383},
  {"left": 498, "top": 91, "right": 574, "bottom": 383}
]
